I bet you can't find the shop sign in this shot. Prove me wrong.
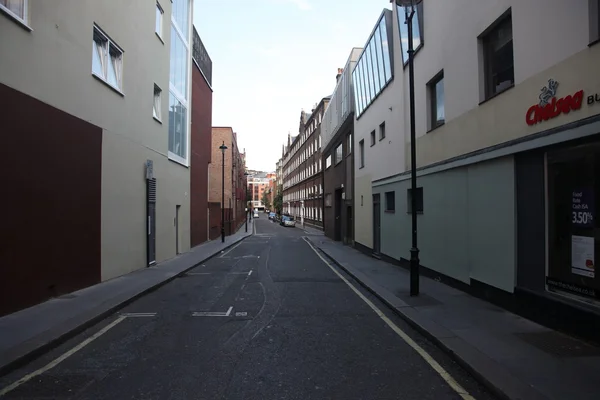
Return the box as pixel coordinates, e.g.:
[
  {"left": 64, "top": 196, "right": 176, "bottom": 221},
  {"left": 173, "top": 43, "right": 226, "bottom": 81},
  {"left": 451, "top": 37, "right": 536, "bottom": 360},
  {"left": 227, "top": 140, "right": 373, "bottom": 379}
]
[
  {"left": 572, "top": 188, "right": 594, "bottom": 228},
  {"left": 526, "top": 79, "right": 584, "bottom": 126},
  {"left": 546, "top": 277, "right": 599, "bottom": 299},
  {"left": 571, "top": 235, "right": 595, "bottom": 278}
]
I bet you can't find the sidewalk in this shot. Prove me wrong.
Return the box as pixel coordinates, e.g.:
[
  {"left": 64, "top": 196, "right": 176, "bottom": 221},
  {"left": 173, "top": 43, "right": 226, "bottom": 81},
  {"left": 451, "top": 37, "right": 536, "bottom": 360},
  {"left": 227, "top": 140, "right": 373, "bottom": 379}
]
[
  {"left": 0, "top": 226, "right": 252, "bottom": 376},
  {"left": 308, "top": 236, "right": 600, "bottom": 400}
]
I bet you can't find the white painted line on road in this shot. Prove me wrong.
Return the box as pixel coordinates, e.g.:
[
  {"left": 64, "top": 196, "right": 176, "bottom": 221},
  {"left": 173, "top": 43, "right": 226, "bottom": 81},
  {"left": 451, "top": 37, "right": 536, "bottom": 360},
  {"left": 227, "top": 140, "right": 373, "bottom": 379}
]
[
  {"left": 192, "top": 311, "right": 228, "bottom": 317},
  {"left": 229, "top": 272, "right": 249, "bottom": 275},
  {"left": 226, "top": 306, "right": 233, "bottom": 316},
  {"left": 187, "top": 272, "right": 212, "bottom": 275},
  {"left": 219, "top": 241, "right": 243, "bottom": 258},
  {"left": 235, "top": 312, "right": 248, "bottom": 317},
  {"left": 120, "top": 312, "right": 157, "bottom": 317},
  {"left": 303, "top": 237, "right": 476, "bottom": 400},
  {"left": 248, "top": 270, "right": 253, "bottom": 277},
  {"left": 0, "top": 316, "right": 127, "bottom": 397}
]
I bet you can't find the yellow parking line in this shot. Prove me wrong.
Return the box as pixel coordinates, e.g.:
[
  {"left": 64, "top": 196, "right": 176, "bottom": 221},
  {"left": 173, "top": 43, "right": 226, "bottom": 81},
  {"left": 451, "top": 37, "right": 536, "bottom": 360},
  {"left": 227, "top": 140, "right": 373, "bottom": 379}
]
[{"left": 303, "top": 237, "right": 475, "bottom": 400}]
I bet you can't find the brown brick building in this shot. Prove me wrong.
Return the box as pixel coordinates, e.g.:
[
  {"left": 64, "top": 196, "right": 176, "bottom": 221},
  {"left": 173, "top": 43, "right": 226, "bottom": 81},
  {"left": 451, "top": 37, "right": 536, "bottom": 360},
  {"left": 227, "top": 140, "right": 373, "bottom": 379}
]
[
  {"left": 282, "top": 97, "right": 330, "bottom": 229},
  {"left": 190, "top": 27, "right": 213, "bottom": 247},
  {"left": 209, "top": 127, "right": 246, "bottom": 238}
]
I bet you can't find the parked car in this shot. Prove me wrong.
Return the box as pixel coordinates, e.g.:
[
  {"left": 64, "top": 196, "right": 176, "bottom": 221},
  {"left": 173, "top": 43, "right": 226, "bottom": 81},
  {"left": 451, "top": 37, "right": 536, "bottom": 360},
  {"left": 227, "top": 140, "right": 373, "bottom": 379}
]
[
  {"left": 253, "top": 210, "right": 259, "bottom": 218},
  {"left": 268, "top": 212, "right": 276, "bottom": 220},
  {"left": 280, "top": 215, "right": 296, "bottom": 227}
]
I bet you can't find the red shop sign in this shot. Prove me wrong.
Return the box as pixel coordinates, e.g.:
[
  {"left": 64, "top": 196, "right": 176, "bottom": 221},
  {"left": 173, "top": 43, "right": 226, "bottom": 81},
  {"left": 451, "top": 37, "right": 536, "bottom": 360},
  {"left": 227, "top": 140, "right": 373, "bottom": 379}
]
[{"left": 525, "top": 79, "right": 584, "bottom": 126}]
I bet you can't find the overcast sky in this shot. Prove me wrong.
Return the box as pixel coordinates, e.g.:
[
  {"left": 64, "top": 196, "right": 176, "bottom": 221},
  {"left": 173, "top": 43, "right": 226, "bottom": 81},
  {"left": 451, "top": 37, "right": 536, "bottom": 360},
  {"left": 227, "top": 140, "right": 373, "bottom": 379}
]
[{"left": 193, "top": 0, "right": 391, "bottom": 172}]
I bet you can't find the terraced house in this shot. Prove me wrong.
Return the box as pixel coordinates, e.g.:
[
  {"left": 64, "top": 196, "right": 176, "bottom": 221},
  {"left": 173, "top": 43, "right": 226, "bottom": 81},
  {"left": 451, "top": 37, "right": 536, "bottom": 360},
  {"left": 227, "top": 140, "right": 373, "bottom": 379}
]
[
  {"left": 352, "top": 0, "right": 600, "bottom": 338},
  {"left": 0, "top": 0, "right": 194, "bottom": 316}
]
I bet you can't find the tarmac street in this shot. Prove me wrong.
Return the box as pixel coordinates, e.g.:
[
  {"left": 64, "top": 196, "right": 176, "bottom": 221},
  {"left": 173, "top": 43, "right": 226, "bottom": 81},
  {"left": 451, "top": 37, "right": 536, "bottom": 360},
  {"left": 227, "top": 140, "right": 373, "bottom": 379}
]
[{"left": 0, "top": 218, "right": 495, "bottom": 400}]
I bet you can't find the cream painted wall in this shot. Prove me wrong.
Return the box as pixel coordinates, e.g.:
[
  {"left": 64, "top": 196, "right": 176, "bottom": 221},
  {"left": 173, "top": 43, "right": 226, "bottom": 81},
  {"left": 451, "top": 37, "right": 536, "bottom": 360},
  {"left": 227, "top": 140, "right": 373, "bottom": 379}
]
[
  {"left": 0, "top": 0, "right": 192, "bottom": 280},
  {"left": 353, "top": 174, "right": 373, "bottom": 248}
]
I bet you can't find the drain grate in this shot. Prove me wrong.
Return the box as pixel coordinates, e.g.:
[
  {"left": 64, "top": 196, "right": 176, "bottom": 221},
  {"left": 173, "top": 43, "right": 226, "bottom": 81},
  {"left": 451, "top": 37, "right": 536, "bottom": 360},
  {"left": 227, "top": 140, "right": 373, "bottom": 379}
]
[
  {"left": 394, "top": 291, "right": 442, "bottom": 307},
  {"left": 515, "top": 331, "right": 600, "bottom": 357}
]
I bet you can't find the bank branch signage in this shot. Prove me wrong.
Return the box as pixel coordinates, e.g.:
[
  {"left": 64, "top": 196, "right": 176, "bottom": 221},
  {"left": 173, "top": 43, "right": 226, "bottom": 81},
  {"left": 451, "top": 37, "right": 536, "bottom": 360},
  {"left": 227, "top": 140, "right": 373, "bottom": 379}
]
[{"left": 526, "top": 79, "right": 584, "bottom": 126}]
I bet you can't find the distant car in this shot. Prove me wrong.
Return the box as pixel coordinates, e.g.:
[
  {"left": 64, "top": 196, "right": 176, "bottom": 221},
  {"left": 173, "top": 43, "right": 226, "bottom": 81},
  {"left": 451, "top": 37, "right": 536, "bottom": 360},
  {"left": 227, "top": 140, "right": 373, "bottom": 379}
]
[
  {"left": 280, "top": 215, "right": 296, "bottom": 227},
  {"left": 268, "top": 212, "right": 276, "bottom": 220},
  {"left": 253, "top": 211, "right": 259, "bottom": 218}
]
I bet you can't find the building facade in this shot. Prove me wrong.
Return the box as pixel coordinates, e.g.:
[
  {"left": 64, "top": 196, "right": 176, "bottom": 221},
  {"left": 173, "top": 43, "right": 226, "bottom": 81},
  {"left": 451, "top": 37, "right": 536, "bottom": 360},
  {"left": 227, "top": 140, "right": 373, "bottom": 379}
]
[
  {"left": 190, "top": 27, "right": 213, "bottom": 247},
  {"left": 321, "top": 51, "right": 361, "bottom": 243},
  {"left": 209, "top": 127, "right": 246, "bottom": 238},
  {"left": 248, "top": 172, "right": 271, "bottom": 210},
  {"left": 0, "top": 0, "right": 193, "bottom": 316},
  {"left": 282, "top": 99, "right": 329, "bottom": 229},
  {"left": 353, "top": 0, "right": 600, "bottom": 338}
]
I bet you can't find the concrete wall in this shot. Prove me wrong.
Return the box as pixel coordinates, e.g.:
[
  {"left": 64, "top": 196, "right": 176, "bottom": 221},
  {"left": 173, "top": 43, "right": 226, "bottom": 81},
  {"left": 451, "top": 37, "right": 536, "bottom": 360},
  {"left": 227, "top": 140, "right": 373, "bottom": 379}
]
[
  {"left": 374, "top": 156, "right": 516, "bottom": 293},
  {"left": 0, "top": 0, "right": 192, "bottom": 282}
]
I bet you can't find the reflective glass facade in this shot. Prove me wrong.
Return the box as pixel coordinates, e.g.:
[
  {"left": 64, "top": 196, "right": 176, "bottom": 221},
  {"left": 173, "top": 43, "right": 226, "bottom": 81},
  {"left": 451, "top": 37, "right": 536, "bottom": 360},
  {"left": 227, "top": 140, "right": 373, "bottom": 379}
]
[
  {"left": 397, "top": 4, "right": 423, "bottom": 66},
  {"left": 352, "top": 12, "right": 393, "bottom": 118}
]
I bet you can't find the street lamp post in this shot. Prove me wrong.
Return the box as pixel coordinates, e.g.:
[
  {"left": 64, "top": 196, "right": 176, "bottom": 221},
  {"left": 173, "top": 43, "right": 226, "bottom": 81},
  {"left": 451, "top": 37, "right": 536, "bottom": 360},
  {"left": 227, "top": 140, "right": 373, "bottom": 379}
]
[
  {"left": 398, "top": 0, "right": 421, "bottom": 296},
  {"left": 219, "top": 141, "right": 228, "bottom": 243},
  {"left": 244, "top": 171, "right": 249, "bottom": 232}
]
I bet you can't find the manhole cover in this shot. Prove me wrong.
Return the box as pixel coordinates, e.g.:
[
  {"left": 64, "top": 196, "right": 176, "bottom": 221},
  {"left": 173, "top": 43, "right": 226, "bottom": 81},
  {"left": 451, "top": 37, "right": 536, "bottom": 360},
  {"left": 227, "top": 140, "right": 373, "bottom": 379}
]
[
  {"left": 515, "top": 331, "right": 600, "bottom": 357},
  {"left": 394, "top": 291, "right": 442, "bottom": 307}
]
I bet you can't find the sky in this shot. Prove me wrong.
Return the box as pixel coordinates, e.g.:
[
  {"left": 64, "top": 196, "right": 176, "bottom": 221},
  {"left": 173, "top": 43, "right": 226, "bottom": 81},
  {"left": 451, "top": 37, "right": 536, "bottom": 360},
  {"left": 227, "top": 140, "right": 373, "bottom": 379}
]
[{"left": 193, "top": 0, "right": 391, "bottom": 172}]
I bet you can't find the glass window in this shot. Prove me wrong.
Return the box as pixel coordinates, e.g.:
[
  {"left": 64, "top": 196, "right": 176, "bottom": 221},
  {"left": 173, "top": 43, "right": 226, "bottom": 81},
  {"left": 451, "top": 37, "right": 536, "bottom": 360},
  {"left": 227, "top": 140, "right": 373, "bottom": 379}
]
[
  {"left": 172, "top": 0, "right": 189, "bottom": 34},
  {"left": 368, "top": 38, "right": 381, "bottom": 95},
  {"left": 347, "top": 133, "right": 352, "bottom": 154},
  {"left": 385, "top": 191, "right": 395, "bottom": 212},
  {"left": 156, "top": 2, "right": 164, "bottom": 38},
  {"left": 170, "top": 25, "right": 188, "bottom": 98},
  {"left": 92, "top": 26, "right": 123, "bottom": 91},
  {"left": 153, "top": 84, "right": 162, "bottom": 120},
  {"left": 364, "top": 51, "right": 373, "bottom": 105},
  {"left": 482, "top": 14, "right": 514, "bottom": 98},
  {"left": 379, "top": 19, "right": 392, "bottom": 81},
  {"left": 397, "top": 4, "right": 423, "bottom": 65},
  {"left": 355, "top": 65, "right": 364, "bottom": 115},
  {"left": 357, "top": 61, "right": 366, "bottom": 114},
  {"left": 335, "top": 144, "right": 343, "bottom": 165},
  {"left": 0, "top": 0, "right": 27, "bottom": 24},
  {"left": 168, "top": 92, "right": 187, "bottom": 160},
  {"left": 359, "top": 140, "right": 365, "bottom": 168},
  {"left": 326, "top": 155, "right": 332, "bottom": 169},
  {"left": 352, "top": 70, "right": 360, "bottom": 115},
  {"left": 379, "top": 122, "right": 386, "bottom": 140},
  {"left": 374, "top": 26, "right": 386, "bottom": 88},
  {"left": 430, "top": 73, "right": 445, "bottom": 128},
  {"left": 370, "top": 130, "right": 376, "bottom": 146}
]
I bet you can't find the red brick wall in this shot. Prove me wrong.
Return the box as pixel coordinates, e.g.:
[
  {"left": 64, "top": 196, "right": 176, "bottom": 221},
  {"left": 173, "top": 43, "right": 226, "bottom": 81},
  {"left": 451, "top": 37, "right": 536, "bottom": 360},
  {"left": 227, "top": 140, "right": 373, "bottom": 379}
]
[
  {"left": 0, "top": 83, "right": 102, "bottom": 316},
  {"left": 190, "top": 66, "right": 212, "bottom": 247}
]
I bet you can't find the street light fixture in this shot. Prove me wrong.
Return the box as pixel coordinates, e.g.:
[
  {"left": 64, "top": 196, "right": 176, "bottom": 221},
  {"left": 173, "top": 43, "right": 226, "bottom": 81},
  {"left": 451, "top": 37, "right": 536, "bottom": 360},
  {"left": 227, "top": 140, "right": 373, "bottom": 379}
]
[
  {"left": 244, "top": 171, "right": 249, "bottom": 233},
  {"left": 397, "top": 0, "right": 422, "bottom": 296},
  {"left": 219, "top": 141, "right": 228, "bottom": 243}
]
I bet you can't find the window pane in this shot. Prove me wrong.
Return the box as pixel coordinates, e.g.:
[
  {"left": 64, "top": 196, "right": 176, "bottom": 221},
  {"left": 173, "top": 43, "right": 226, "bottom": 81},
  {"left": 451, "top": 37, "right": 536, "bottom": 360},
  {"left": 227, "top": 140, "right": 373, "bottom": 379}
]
[
  {"left": 379, "top": 19, "right": 392, "bottom": 81},
  {"left": 92, "top": 39, "right": 105, "bottom": 78},
  {"left": 357, "top": 63, "right": 365, "bottom": 114},
  {"left": 169, "top": 92, "right": 187, "bottom": 158},
  {"left": 156, "top": 5, "right": 162, "bottom": 35},
  {"left": 170, "top": 26, "right": 188, "bottom": 98},
  {"left": 107, "top": 55, "right": 118, "bottom": 87},
  {"left": 354, "top": 66, "right": 362, "bottom": 115},
  {"left": 397, "top": 5, "right": 422, "bottom": 65},
  {"left": 374, "top": 26, "right": 386, "bottom": 87},
  {"left": 435, "top": 78, "right": 445, "bottom": 123},
  {"left": 172, "top": 0, "right": 189, "bottom": 35},
  {"left": 369, "top": 38, "right": 381, "bottom": 95},
  {"left": 0, "top": 0, "right": 24, "bottom": 19},
  {"left": 364, "top": 49, "right": 373, "bottom": 105}
]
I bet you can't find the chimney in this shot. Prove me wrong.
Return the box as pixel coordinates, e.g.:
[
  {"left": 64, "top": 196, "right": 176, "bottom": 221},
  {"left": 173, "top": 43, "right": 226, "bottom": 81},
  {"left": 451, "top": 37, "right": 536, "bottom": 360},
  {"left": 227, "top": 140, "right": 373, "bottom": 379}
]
[{"left": 336, "top": 67, "right": 344, "bottom": 82}]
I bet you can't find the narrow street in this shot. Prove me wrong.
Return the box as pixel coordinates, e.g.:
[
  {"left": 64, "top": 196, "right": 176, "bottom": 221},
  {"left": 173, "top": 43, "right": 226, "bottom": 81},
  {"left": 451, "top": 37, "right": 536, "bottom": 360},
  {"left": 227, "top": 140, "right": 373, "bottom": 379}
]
[{"left": 0, "top": 219, "right": 495, "bottom": 400}]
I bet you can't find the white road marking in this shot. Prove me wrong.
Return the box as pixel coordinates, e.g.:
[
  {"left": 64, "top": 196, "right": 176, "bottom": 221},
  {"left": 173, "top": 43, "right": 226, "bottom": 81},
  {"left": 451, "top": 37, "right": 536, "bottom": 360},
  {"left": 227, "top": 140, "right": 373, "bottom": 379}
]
[
  {"left": 186, "top": 272, "right": 212, "bottom": 275},
  {"left": 235, "top": 312, "right": 248, "bottom": 317},
  {"left": 226, "top": 306, "right": 233, "bottom": 316},
  {"left": 248, "top": 270, "right": 253, "bottom": 277},
  {"left": 219, "top": 241, "right": 243, "bottom": 258},
  {"left": 0, "top": 316, "right": 127, "bottom": 397},
  {"left": 229, "top": 272, "right": 249, "bottom": 275},
  {"left": 303, "top": 237, "right": 476, "bottom": 400},
  {"left": 120, "top": 312, "right": 157, "bottom": 317},
  {"left": 191, "top": 306, "right": 233, "bottom": 317}
]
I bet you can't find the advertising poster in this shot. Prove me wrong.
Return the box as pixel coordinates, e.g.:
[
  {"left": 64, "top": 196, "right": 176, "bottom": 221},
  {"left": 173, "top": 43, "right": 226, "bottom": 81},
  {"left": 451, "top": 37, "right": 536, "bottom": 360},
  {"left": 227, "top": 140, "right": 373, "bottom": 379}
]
[
  {"left": 571, "top": 235, "right": 595, "bottom": 278},
  {"left": 572, "top": 188, "right": 594, "bottom": 228}
]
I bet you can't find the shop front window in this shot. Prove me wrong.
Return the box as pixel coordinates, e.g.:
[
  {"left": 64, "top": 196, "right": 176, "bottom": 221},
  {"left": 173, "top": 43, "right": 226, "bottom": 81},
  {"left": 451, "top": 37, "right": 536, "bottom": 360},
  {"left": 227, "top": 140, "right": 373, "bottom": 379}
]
[{"left": 547, "top": 144, "right": 600, "bottom": 302}]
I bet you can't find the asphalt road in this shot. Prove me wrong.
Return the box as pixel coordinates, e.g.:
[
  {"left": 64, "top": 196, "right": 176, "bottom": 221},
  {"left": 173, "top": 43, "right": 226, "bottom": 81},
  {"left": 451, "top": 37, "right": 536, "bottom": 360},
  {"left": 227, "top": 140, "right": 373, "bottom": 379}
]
[{"left": 0, "top": 217, "right": 496, "bottom": 400}]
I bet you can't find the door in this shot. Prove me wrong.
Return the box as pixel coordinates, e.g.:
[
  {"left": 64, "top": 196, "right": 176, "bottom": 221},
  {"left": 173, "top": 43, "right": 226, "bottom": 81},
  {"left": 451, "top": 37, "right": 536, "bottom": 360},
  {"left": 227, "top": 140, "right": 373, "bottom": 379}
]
[
  {"left": 373, "top": 194, "right": 381, "bottom": 255},
  {"left": 175, "top": 205, "right": 181, "bottom": 255},
  {"left": 334, "top": 189, "right": 342, "bottom": 241},
  {"left": 147, "top": 178, "right": 157, "bottom": 266}
]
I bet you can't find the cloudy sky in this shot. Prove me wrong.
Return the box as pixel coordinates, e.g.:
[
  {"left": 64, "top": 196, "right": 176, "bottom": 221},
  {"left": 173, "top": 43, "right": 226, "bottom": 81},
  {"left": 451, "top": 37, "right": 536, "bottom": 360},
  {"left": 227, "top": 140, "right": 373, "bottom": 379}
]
[{"left": 193, "top": 0, "right": 391, "bottom": 172}]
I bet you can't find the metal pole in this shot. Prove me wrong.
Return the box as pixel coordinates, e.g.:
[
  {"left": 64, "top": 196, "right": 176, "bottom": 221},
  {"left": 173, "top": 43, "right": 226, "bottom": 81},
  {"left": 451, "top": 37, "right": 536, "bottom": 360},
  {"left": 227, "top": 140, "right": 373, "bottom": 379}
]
[
  {"left": 407, "top": 6, "right": 420, "bottom": 296},
  {"left": 221, "top": 142, "right": 225, "bottom": 243},
  {"left": 245, "top": 183, "right": 248, "bottom": 232}
]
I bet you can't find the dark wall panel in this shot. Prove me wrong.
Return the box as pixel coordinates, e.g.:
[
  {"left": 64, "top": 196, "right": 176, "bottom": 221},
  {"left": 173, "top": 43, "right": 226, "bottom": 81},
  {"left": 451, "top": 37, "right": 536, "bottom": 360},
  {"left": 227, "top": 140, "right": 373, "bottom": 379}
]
[
  {"left": 515, "top": 150, "right": 546, "bottom": 291},
  {"left": 0, "top": 83, "right": 102, "bottom": 316}
]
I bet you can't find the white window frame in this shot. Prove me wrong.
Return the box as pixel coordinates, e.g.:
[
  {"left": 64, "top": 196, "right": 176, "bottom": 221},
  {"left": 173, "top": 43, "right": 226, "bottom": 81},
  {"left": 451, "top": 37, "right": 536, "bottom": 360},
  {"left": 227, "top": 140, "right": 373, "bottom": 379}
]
[
  {"left": 0, "top": 0, "right": 30, "bottom": 29},
  {"left": 155, "top": 2, "right": 164, "bottom": 41},
  {"left": 153, "top": 84, "right": 162, "bottom": 122},
  {"left": 92, "top": 24, "right": 124, "bottom": 93}
]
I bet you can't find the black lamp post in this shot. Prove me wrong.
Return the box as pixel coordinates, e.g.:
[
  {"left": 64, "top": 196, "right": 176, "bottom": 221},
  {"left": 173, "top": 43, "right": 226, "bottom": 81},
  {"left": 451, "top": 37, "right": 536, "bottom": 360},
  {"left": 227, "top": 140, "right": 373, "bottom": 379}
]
[
  {"left": 398, "top": 0, "right": 421, "bottom": 296},
  {"left": 244, "top": 171, "right": 249, "bottom": 232},
  {"left": 219, "top": 141, "right": 228, "bottom": 243}
]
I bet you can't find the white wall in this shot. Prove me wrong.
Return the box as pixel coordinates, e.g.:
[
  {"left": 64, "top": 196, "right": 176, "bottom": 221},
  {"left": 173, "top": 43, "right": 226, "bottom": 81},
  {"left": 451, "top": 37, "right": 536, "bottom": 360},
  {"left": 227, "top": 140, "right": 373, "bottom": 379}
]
[{"left": 0, "top": 0, "right": 192, "bottom": 280}]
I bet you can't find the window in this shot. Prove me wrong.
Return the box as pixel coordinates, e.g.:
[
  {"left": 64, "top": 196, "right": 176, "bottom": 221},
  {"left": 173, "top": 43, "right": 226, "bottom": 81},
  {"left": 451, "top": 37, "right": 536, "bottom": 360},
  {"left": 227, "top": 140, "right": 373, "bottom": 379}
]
[
  {"left": 589, "top": 0, "right": 600, "bottom": 44},
  {"left": 385, "top": 191, "right": 395, "bottom": 212},
  {"left": 359, "top": 139, "right": 365, "bottom": 168},
  {"left": 155, "top": 2, "right": 164, "bottom": 39},
  {"left": 168, "top": 92, "right": 187, "bottom": 160},
  {"left": 325, "top": 193, "right": 332, "bottom": 207},
  {"left": 153, "top": 84, "right": 162, "bottom": 121},
  {"left": 407, "top": 187, "right": 424, "bottom": 214},
  {"left": 326, "top": 155, "right": 332, "bottom": 169},
  {"left": 347, "top": 133, "right": 352, "bottom": 154},
  {"left": 482, "top": 11, "right": 514, "bottom": 99},
  {"left": 429, "top": 72, "right": 445, "bottom": 128},
  {"left": 397, "top": 3, "right": 423, "bottom": 65},
  {"left": 92, "top": 25, "right": 124, "bottom": 92},
  {"left": 370, "top": 130, "right": 376, "bottom": 146},
  {"left": 379, "top": 122, "right": 386, "bottom": 141},
  {"left": 335, "top": 144, "right": 343, "bottom": 165},
  {"left": 0, "top": 0, "right": 28, "bottom": 26}
]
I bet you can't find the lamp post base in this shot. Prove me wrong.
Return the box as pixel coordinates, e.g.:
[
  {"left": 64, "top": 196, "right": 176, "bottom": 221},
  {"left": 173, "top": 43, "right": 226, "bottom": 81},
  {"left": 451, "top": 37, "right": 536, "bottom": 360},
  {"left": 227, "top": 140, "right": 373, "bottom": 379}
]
[
  {"left": 410, "top": 247, "right": 420, "bottom": 296},
  {"left": 221, "top": 229, "right": 225, "bottom": 243}
]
